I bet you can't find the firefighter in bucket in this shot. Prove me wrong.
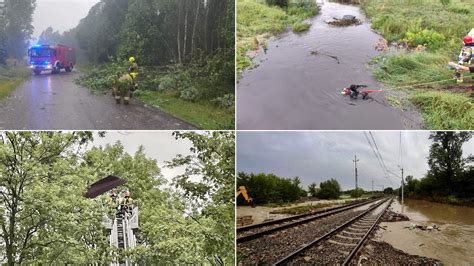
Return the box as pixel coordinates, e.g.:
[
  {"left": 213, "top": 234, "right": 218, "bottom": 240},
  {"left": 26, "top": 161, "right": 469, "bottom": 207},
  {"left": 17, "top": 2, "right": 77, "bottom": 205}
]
[{"left": 112, "top": 57, "right": 139, "bottom": 105}]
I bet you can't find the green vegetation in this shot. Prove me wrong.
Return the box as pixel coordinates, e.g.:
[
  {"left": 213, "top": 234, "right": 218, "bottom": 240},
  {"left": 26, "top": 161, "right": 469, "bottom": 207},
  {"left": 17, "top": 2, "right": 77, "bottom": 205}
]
[
  {"left": 349, "top": 188, "right": 365, "bottom": 198},
  {"left": 362, "top": 0, "right": 474, "bottom": 129},
  {"left": 237, "top": 0, "right": 318, "bottom": 75},
  {"left": 48, "top": 0, "right": 234, "bottom": 129},
  {"left": 0, "top": 131, "right": 234, "bottom": 264},
  {"left": 270, "top": 202, "right": 343, "bottom": 215},
  {"left": 237, "top": 172, "right": 306, "bottom": 205},
  {"left": 0, "top": 65, "right": 30, "bottom": 99},
  {"left": 317, "top": 179, "right": 342, "bottom": 199},
  {"left": 402, "top": 132, "right": 474, "bottom": 205}
]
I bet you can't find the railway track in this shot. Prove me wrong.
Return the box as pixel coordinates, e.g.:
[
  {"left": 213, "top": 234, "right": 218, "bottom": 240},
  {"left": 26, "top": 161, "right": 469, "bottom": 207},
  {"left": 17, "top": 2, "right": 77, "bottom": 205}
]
[
  {"left": 237, "top": 197, "right": 381, "bottom": 243},
  {"left": 273, "top": 197, "right": 393, "bottom": 265}
]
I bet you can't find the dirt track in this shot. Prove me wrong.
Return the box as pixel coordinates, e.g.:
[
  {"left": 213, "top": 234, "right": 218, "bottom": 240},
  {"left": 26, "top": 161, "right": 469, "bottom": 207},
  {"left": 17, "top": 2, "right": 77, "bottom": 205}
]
[{"left": 0, "top": 70, "right": 195, "bottom": 130}]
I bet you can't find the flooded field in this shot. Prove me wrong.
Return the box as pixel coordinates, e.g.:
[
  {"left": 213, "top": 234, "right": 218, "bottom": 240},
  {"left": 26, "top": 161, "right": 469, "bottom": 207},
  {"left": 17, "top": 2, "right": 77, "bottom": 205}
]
[
  {"left": 376, "top": 198, "right": 474, "bottom": 265},
  {"left": 237, "top": 0, "right": 422, "bottom": 130}
]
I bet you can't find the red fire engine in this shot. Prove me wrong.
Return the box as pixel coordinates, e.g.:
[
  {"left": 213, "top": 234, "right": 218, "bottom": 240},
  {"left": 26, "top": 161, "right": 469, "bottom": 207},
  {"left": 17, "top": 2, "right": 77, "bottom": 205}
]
[{"left": 28, "top": 44, "right": 76, "bottom": 75}]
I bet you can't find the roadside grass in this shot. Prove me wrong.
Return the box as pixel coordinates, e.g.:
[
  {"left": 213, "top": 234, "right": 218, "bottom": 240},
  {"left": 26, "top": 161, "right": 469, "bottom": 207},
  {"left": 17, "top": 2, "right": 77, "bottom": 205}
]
[
  {"left": 77, "top": 59, "right": 235, "bottom": 130},
  {"left": 0, "top": 66, "right": 30, "bottom": 99},
  {"left": 237, "top": 0, "right": 318, "bottom": 75},
  {"left": 361, "top": 0, "right": 474, "bottom": 129},
  {"left": 136, "top": 90, "right": 235, "bottom": 130},
  {"left": 270, "top": 202, "right": 338, "bottom": 215}
]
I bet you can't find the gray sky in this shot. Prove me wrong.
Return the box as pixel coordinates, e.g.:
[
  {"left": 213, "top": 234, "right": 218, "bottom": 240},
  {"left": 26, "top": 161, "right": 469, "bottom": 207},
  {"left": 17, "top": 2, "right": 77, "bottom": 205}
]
[
  {"left": 237, "top": 131, "right": 474, "bottom": 191},
  {"left": 91, "top": 131, "right": 194, "bottom": 183},
  {"left": 32, "top": 0, "right": 100, "bottom": 40}
]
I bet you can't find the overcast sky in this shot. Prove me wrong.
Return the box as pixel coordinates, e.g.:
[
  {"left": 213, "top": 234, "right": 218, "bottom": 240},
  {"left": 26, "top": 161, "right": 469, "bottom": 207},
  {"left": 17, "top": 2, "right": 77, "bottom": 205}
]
[
  {"left": 237, "top": 131, "right": 474, "bottom": 191},
  {"left": 91, "top": 131, "right": 193, "bottom": 183},
  {"left": 32, "top": 0, "right": 100, "bottom": 40}
]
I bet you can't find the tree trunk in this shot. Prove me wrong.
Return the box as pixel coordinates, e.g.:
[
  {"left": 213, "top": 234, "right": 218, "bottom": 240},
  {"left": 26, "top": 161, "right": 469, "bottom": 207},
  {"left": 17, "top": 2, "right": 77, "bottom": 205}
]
[
  {"left": 183, "top": 0, "right": 189, "bottom": 64},
  {"left": 191, "top": 0, "right": 201, "bottom": 60},
  {"left": 177, "top": 1, "right": 182, "bottom": 65}
]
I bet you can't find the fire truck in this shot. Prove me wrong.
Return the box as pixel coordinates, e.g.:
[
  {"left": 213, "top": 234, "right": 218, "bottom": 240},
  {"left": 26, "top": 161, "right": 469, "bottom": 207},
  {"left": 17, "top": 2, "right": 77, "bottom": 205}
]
[{"left": 28, "top": 44, "right": 76, "bottom": 75}]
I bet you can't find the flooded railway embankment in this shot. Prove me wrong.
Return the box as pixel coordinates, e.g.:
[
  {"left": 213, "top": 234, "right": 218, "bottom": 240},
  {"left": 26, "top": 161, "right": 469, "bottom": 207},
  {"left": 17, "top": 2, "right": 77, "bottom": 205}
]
[{"left": 375, "top": 198, "right": 474, "bottom": 265}]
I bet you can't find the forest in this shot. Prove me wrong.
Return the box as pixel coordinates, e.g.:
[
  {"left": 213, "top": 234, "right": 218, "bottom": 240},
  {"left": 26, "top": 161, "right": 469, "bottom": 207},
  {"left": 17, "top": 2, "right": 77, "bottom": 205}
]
[
  {"left": 401, "top": 131, "right": 474, "bottom": 205},
  {"left": 0, "top": 131, "right": 235, "bottom": 264},
  {"left": 0, "top": 0, "right": 235, "bottom": 129}
]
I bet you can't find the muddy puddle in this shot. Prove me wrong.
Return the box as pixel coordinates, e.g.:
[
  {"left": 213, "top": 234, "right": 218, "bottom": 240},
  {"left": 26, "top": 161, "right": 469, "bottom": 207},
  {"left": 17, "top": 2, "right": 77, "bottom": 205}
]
[
  {"left": 376, "top": 199, "right": 474, "bottom": 265},
  {"left": 237, "top": 0, "right": 422, "bottom": 130}
]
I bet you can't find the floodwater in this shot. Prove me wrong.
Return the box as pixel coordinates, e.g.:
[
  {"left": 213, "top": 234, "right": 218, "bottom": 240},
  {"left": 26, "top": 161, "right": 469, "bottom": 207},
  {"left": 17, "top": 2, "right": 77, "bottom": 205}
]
[
  {"left": 376, "top": 198, "right": 474, "bottom": 265},
  {"left": 237, "top": 0, "right": 422, "bottom": 130}
]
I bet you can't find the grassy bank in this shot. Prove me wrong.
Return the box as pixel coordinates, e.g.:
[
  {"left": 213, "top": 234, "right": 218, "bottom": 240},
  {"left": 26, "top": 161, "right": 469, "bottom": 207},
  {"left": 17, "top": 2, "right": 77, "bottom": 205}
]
[
  {"left": 237, "top": 0, "right": 319, "bottom": 75},
  {"left": 0, "top": 66, "right": 30, "bottom": 99},
  {"left": 77, "top": 56, "right": 234, "bottom": 129},
  {"left": 361, "top": 0, "right": 474, "bottom": 129}
]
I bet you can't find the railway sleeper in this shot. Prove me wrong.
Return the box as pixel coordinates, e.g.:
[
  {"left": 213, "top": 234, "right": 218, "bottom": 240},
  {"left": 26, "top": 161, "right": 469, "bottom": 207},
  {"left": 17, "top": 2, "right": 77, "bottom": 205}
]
[
  {"left": 334, "top": 234, "right": 361, "bottom": 241},
  {"left": 340, "top": 230, "right": 365, "bottom": 237},
  {"left": 346, "top": 227, "right": 368, "bottom": 233},
  {"left": 328, "top": 239, "right": 357, "bottom": 247}
]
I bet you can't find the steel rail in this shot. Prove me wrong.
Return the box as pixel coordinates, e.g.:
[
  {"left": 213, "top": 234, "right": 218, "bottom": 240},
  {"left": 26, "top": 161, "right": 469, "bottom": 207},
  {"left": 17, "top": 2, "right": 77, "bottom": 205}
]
[
  {"left": 237, "top": 197, "right": 383, "bottom": 244},
  {"left": 272, "top": 197, "right": 392, "bottom": 265}
]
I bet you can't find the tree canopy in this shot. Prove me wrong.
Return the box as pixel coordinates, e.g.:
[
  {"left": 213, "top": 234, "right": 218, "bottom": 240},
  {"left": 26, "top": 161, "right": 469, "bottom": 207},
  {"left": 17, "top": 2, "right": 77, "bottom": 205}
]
[
  {"left": 0, "top": 131, "right": 234, "bottom": 264},
  {"left": 402, "top": 131, "right": 474, "bottom": 203},
  {"left": 0, "top": 0, "right": 36, "bottom": 63},
  {"left": 237, "top": 172, "right": 306, "bottom": 204}
]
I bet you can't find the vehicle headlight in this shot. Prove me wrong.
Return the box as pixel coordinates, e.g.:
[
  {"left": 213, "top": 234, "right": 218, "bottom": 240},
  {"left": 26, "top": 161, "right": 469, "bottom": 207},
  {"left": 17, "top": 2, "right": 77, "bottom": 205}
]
[{"left": 46, "top": 64, "right": 52, "bottom": 69}]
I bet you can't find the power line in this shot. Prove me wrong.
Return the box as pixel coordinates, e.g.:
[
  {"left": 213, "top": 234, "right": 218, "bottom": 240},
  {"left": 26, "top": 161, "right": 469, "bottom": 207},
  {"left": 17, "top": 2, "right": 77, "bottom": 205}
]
[{"left": 363, "top": 131, "right": 388, "bottom": 178}]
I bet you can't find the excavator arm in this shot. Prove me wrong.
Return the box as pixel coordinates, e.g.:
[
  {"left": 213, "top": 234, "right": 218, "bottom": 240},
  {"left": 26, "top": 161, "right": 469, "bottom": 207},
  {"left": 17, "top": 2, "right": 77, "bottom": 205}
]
[{"left": 236, "top": 186, "right": 255, "bottom": 207}]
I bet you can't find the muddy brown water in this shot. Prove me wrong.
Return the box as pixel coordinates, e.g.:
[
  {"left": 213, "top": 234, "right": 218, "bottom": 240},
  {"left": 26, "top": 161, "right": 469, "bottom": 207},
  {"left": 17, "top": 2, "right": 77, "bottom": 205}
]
[
  {"left": 0, "top": 70, "right": 195, "bottom": 130},
  {"left": 237, "top": 0, "right": 422, "bottom": 130},
  {"left": 377, "top": 198, "right": 474, "bottom": 264}
]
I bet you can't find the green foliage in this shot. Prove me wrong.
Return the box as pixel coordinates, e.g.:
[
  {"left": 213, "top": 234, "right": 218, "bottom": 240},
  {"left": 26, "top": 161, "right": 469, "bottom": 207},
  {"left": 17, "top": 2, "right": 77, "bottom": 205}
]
[
  {"left": 402, "top": 132, "right": 474, "bottom": 202},
  {"left": 292, "top": 22, "right": 311, "bottom": 32},
  {"left": 165, "top": 131, "right": 235, "bottom": 264},
  {"left": 236, "top": 0, "right": 318, "bottom": 75},
  {"left": 308, "top": 182, "right": 318, "bottom": 197},
  {"left": 383, "top": 187, "right": 394, "bottom": 194},
  {"left": 317, "top": 179, "right": 341, "bottom": 199},
  {"left": 2, "top": 0, "right": 36, "bottom": 60},
  {"left": 349, "top": 188, "right": 365, "bottom": 198},
  {"left": 403, "top": 29, "right": 445, "bottom": 49},
  {"left": 0, "top": 131, "right": 234, "bottom": 264},
  {"left": 440, "top": 0, "right": 450, "bottom": 6},
  {"left": 237, "top": 172, "right": 306, "bottom": 204},
  {"left": 266, "top": 0, "right": 289, "bottom": 8},
  {"left": 448, "top": 3, "right": 470, "bottom": 14},
  {"left": 410, "top": 91, "right": 474, "bottom": 130}
]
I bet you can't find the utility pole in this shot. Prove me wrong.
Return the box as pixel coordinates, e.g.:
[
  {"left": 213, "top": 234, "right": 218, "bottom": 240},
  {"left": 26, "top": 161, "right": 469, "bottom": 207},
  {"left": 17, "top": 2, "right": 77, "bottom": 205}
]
[
  {"left": 353, "top": 155, "right": 359, "bottom": 189},
  {"left": 371, "top": 179, "right": 374, "bottom": 194},
  {"left": 401, "top": 167, "right": 404, "bottom": 206}
]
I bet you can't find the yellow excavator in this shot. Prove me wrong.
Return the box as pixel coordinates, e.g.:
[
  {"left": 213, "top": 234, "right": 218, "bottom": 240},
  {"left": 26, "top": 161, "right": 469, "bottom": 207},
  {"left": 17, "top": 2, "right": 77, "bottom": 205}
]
[{"left": 236, "top": 186, "right": 256, "bottom": 208}]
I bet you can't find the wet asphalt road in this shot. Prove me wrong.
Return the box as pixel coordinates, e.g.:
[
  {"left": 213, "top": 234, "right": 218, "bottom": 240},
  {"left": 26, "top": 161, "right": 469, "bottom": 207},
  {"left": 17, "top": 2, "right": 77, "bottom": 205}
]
[{"left": 0, "top": 70, "right": 195, "bottom": 130}]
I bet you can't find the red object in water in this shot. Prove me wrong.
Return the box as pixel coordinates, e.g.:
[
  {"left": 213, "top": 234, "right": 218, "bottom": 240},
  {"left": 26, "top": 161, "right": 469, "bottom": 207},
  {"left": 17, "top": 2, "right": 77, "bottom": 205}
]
[
  {"left": 361, "top": 89, "right": 383, "bottom": 93},
  {"left": 28, "top": 44, "right": 76, "bottom": 75},
  {"left": 464, "top": 35, "right": 473, "bottom": 44}
]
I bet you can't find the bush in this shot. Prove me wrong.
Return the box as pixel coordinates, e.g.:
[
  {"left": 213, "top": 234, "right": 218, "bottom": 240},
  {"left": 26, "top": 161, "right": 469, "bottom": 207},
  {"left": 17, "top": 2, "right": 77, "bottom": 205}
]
[
  {"left": 448, "top": 3, "right": 470, "bottom": 14},
  {"left": 237, "top": 172, "right": 306, "bottom": 204},
  {"left": 403, "top": 29, "right": 445, "bottom": 49},
  {"left": 266, "top": 0, "right": 288, "bottom": 8},
  {"left": 440, "top": 0, "right": 450, "bottom": 6},
  {"left": 213, "top": 94, "right": 235, "bottom": 108},
  {"left": 292, "top": 22, "right": 311, "bottom": 32},
  {"left": 317, "top": 179, "right": 341, "bottom": 199},
  {"left": 179, "top": 87, "right": 199, "bottom": 101},
  {"left": 350, "top": 188, "right": 365, "bottom": 198}
]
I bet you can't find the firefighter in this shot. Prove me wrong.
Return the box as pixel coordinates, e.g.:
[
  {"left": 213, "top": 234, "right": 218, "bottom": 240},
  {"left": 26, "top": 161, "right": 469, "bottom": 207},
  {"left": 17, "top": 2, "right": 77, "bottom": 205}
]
[
  {"left": 112, "top": 57, "right": 139, "bottom": 105},
  {"left": 118, "top": 190, "right": 134, "bottom": 214},
  {"left": 454, "top": 36, "right": 473, "bottom": 83}
]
